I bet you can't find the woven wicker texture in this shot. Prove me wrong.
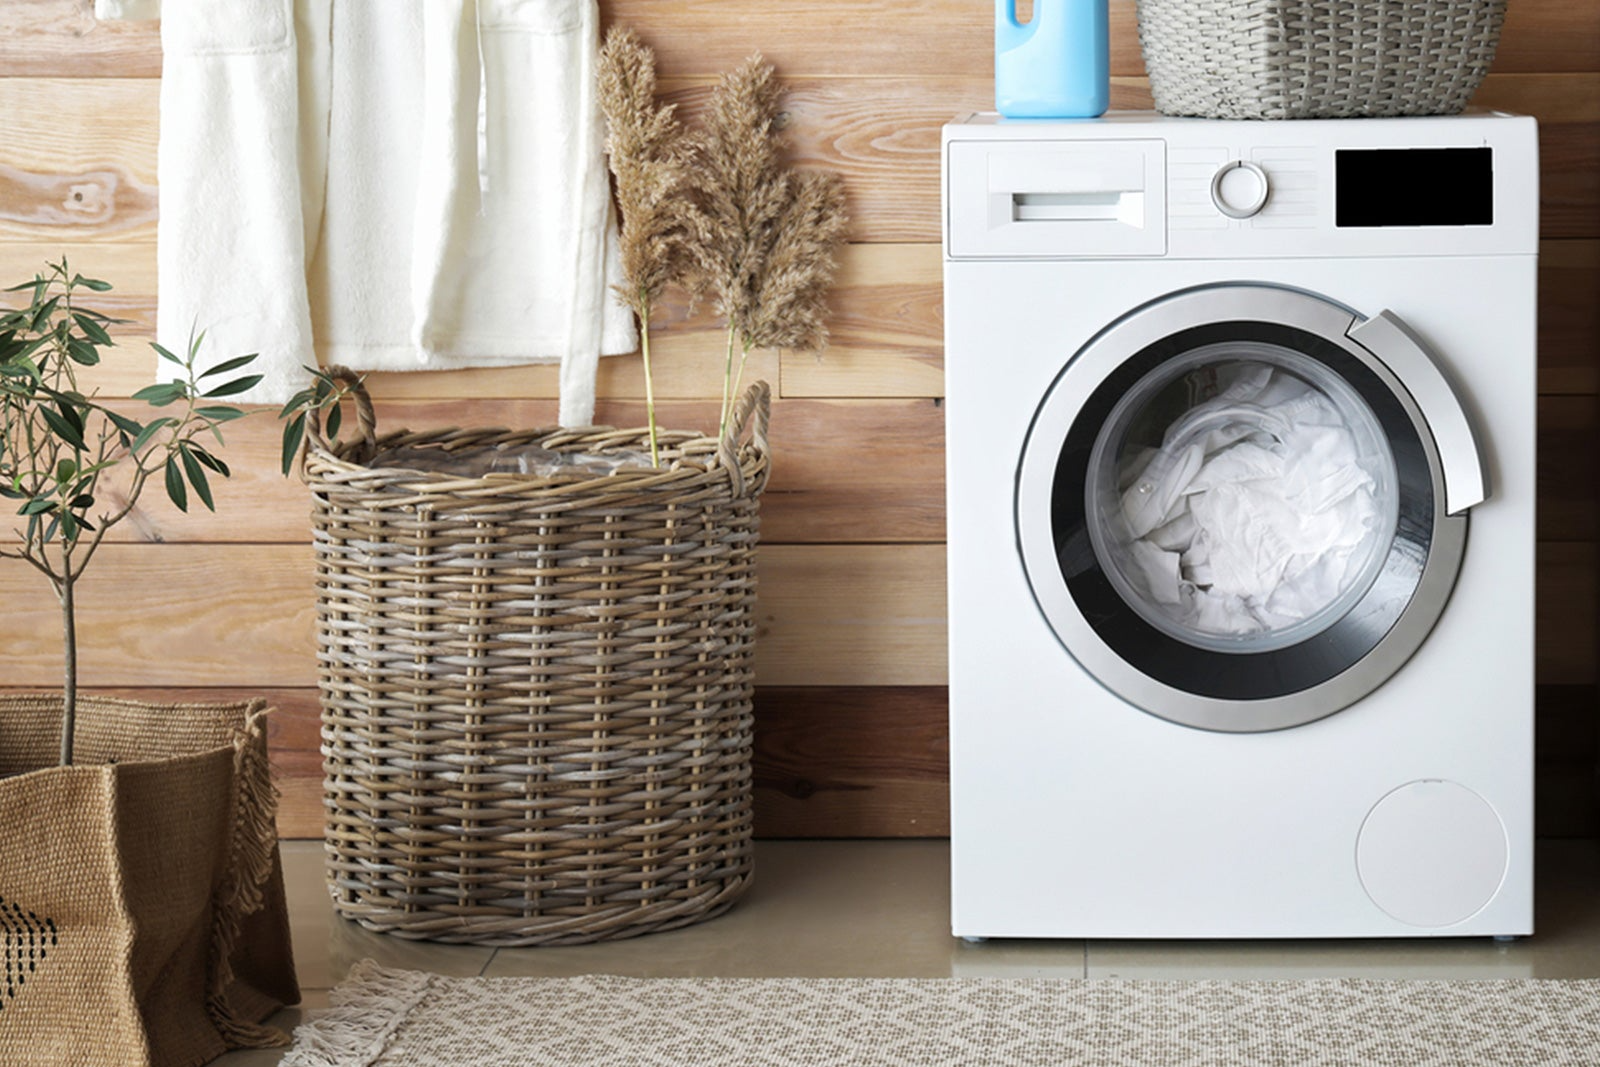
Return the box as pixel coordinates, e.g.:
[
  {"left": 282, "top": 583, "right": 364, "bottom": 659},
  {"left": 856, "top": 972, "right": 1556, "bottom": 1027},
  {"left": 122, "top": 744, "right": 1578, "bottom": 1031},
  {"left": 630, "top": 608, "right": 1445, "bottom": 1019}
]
[
  {"left": 304, "top": 372, "right": 771, "bottom": 946},
  {"left": 1136, "top": 0, "right": 1506, "bottom": 119}
]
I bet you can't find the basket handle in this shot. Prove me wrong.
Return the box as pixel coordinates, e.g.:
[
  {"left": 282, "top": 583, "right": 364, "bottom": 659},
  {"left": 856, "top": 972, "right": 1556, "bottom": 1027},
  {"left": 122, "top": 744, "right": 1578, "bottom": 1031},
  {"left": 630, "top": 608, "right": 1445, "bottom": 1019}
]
[
  {"left": 718, "top": 380, "right": 771, "bottom": 494},
  {"left": 306, "top": 364, "right": 378, "bottom": 459}
]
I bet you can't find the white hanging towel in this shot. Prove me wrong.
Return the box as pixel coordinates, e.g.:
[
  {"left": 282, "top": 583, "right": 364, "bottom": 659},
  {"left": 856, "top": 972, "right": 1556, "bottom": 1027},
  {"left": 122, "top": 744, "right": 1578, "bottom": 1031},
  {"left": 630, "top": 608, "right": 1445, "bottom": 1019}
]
[{"left": 96, "top": 0, "right": 635, "bottom": 427}]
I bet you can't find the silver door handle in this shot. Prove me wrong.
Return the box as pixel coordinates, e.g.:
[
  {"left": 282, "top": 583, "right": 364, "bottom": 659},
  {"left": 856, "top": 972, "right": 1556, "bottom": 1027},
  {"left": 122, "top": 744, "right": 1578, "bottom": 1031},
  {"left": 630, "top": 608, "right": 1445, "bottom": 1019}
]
[{"left": 1348, "top": 310, "right": 1488, "bottom": 515}]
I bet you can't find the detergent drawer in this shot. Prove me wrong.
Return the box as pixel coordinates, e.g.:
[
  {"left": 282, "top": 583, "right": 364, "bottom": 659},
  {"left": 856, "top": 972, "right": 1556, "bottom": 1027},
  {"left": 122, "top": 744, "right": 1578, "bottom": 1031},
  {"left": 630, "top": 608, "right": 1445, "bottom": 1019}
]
[{"left": 945, "top": 138, "right": 1166, "bottom": 259}]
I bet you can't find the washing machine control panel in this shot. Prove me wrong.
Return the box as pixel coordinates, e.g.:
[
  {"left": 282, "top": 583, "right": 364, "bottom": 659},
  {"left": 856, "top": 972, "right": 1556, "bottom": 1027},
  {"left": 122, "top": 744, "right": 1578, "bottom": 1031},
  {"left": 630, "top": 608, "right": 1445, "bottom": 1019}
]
[
  {"left": 1209, "top": 160, "right": 1270, "bottom": 219},
  {"left": 944, "top": 114, "right": 1539, "bottom": 261},
  {"left": 1170, "top": 146, "right": 1320, "bottom": 233}
]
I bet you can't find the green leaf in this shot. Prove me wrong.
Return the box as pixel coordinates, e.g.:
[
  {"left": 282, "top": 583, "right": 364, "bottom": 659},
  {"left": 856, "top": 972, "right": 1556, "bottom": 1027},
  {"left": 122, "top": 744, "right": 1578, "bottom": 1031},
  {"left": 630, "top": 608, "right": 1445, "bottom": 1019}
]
[
  {"left": 164, "top": 455, "right": 188, "bottom": 512},
  {"left": 21, "top": 497, "right": 55, "bottom": 516},
  {"left": 194, "top": 405, "right": 247, "bottom": 423},
  {"left": 188, "top": 445, "right": 230, "bottom": 477},
  {"left": 55, "top": 458, "right": 77, "bottom": 483},
  {"left": 0, "top": 358, "right": 39, "bottom": 385},
  {"left": 70, "top": 274, "right": 113, "bottom": 292},
  {"left": 39, "top": 405, "right": 87, "bottom": 450},
  {"left": 58, "top": 510, "right": 78, "bottom": 541},
  {"left": 72, "top": 313, "right": 113, "bottom": 346},
  {"left": 106, "top": 410, "right": 143, "bottom": 440},
  {"left": 56, "top": 398, "right": 86, "bottom": 433},
  {"left": 131, "top": 381, "right": 187, "bottom": 407},
  {"left": 325, "top": 403, "right": 342, "bottom": 441},
  {"left": 130, "top": 416, "right": 175, "bottom": 454},
  {"left": 201, "top": 374, "right": 264, "bottom": 399},
  {"left": 198, "top": 352, "right": 259, "bottom": 379},
  {"left": 278, "top": 389, "right": 315, "bottom": 418},
  {"left": 151, "top": 342, "right": 186, "bottom": 367},
  {"left": 280, "top": 413, "right": 306, "bottom": 475},
  {"left": 178, "top": 444, "right": 215, "bottom": 511},
  {"left": 70, "top": 494, "right": 94, "bottom": 509},
  {"left": 28, "top": 296, "right": 60, "bottom": 332},
  {"left": 66, "top": 338, "right": 100, "bottom": 366}
]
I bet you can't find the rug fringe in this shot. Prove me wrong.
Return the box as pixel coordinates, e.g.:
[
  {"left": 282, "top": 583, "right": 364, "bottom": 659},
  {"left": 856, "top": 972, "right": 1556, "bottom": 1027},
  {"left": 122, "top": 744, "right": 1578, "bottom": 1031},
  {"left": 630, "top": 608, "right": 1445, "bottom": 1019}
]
[{"left": 282, "top": 960, "right": 435, "bottom": 1067}]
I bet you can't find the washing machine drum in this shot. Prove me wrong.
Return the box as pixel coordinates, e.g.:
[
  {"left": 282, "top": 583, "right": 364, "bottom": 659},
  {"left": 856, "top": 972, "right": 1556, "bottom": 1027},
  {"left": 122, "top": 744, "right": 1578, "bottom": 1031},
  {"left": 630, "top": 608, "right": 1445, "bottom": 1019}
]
[{"left": 1017, "top": 284, "right": 1486, "bottom": 733}]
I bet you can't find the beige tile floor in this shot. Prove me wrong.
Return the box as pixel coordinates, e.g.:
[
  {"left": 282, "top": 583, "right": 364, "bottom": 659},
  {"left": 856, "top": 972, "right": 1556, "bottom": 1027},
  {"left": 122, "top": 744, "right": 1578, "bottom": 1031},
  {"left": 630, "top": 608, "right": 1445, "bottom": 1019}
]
[{"left": 218, "top": 838, "right": 1600, "bottom": 1065}]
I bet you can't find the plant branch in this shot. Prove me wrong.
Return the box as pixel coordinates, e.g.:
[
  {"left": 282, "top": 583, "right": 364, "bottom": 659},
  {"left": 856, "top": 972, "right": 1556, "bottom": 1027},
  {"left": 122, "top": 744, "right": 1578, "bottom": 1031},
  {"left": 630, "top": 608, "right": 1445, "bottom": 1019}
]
[
  {"left": 719, "top": 324, "right": 738, "bottom": 439},
  {"left": 636, "top": 291, "right": 661, "bottom": 467},
  {"left": 2, "top": 259, "right": 261, "bottom": 766}
]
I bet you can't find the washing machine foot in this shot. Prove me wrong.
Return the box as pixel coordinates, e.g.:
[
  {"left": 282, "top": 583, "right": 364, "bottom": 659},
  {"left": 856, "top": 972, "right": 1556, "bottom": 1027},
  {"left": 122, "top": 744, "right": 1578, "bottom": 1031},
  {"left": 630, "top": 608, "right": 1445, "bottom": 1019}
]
[
  {"left": 961, "top": 935, "right": 989, "bottom": 944},
  {"left": 1493, "top": 935, "right": 1520, "bottom": 943}
]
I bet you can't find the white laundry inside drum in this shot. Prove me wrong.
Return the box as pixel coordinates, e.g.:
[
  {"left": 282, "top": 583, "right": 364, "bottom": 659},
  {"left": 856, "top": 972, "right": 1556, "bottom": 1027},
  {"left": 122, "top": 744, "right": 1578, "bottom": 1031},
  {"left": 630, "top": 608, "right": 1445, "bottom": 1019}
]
[{"left": 1087, "top": 342, "right": 1400, "bottom": 653}]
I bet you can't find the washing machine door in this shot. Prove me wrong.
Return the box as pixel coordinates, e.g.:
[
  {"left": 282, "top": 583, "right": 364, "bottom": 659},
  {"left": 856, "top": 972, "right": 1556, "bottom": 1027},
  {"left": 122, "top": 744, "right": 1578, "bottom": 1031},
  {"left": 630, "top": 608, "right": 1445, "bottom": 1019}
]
[{"left": 1017, "top": 283, "right": 1486, "bottom": 732}]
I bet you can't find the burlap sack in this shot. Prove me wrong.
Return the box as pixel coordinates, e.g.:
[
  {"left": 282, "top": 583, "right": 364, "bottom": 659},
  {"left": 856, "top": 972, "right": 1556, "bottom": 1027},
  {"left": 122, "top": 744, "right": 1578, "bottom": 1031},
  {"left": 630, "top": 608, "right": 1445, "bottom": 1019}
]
[{"left": 0, "top": 695, "right": 300, "bottom": 1066}]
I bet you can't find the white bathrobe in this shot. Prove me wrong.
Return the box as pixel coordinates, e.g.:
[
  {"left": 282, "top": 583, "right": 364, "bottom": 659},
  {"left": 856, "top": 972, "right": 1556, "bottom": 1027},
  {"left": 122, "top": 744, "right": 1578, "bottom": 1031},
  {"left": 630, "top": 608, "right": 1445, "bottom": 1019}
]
[{"left": 96, "top": 0, "right": 636, "bottom": 427}]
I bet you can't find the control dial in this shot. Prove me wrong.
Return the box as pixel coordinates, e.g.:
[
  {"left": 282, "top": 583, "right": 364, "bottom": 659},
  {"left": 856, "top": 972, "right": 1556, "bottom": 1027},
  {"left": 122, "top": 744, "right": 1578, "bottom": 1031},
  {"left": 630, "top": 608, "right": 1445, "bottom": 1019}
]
[{"left": 1210, "top": 160, "right": 1270, "bottom": 219}]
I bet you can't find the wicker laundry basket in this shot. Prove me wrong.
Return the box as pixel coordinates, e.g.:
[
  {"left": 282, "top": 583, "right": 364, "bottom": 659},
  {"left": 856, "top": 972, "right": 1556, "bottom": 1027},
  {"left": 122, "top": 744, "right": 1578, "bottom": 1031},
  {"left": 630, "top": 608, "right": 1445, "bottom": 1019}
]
[
  {"left": 1136, "top": 0, "right": 1506, "bottom": 119},
  {"left": 303, "top": 372, "right": 770, "bottom": 945}
]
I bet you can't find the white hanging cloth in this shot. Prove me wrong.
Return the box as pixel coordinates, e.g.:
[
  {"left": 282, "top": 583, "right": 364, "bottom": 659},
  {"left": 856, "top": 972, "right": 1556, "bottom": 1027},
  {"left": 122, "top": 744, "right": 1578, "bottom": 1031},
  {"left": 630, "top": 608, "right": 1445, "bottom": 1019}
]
[{"left": 96, "top": 0, "right": 636, "bottom": 427}]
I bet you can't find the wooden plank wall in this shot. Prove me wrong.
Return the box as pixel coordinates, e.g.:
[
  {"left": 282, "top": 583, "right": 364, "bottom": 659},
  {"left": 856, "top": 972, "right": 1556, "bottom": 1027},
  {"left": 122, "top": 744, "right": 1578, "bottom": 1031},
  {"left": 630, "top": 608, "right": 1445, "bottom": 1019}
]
[{"left": 1, "top": 0, "right": 1596, "bottom": 838}]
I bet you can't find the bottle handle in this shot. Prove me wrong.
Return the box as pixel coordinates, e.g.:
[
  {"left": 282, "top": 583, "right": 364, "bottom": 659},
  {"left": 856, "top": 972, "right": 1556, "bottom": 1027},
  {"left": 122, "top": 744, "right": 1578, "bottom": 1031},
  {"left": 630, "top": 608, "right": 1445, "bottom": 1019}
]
[{"left": 996, "top": 0, "right": 1031, "bottom": 51}]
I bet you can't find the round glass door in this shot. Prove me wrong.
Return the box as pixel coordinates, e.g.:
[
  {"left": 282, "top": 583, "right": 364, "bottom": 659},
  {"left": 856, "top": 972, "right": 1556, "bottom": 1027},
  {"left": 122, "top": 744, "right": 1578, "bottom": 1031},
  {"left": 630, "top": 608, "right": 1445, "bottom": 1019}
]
[
  {"left": 1088, "top": 341, "right": 1399, "bottom": 655},
  {"left": 1017, "top": 285, "right": 1474, "bottom": 733}
]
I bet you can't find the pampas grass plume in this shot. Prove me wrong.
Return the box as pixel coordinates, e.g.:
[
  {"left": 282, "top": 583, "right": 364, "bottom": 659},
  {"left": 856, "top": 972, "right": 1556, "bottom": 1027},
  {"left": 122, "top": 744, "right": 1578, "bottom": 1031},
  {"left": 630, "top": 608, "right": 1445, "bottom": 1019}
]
[
  {"left": 597, "top": 26, "right": 699, "bottom": 310},
  {"left": 597, "top": 30, "right": 849, "bottom": 440}
]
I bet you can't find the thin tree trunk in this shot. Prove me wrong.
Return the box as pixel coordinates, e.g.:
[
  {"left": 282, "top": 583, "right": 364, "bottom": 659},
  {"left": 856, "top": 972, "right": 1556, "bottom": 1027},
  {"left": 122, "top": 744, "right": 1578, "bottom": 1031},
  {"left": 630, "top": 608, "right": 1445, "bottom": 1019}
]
[{"left": 59, "top": 570, "right": 76, "bottom": 767}]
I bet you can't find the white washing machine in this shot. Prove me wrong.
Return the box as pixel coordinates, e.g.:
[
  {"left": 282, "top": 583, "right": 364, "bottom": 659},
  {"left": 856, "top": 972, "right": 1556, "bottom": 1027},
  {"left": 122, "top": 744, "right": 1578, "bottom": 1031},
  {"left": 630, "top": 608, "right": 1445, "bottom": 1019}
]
[{"left": 944, "top": 112, "right": 1537, "bottom": 940}]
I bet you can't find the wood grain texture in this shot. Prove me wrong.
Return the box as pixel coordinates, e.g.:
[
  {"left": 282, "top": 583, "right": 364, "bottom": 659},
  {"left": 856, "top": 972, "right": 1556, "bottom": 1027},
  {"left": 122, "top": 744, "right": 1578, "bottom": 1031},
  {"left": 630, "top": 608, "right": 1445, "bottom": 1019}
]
[
  {"left": 7, "top": 238, "right": 1589, "bottom": 405},
  {"left": 0, "top": 79, "right": 157, "bottom": 241},
  {"left": 15, "top": 396, "right": 945, "bottom": 545},
  {"left": 10, "top": 0, "right": 1593, "bottom": 78},
  {"left": 26, "top": 681, "right": 1590, "bottom": 840},
  {"left": 0, "top": 543, "right": 953, "bottom": 688},
  {"left": 0, "top": 74, "right": 1594, "bottom": 247},
  {"left": 1537, "top": 542, "right": 1599, "bottom": 686},
  {"left": 8, "top": 540, "right": 1588, "bottom": 688},
  {"left": 0, "top": 0, "right": 162, "bottom": 78},
  {"left": 754, "top": 686, "right": 949, "bottom": 838},
  {"left": 0, "top": 240, "right": 977, "bottom": 401},
  {"left": 1538, "top": 396, "right": 1600, "bottom": 543},
  {"left": 1539, "top": 239, "right": 1600, "bottom": 396}
]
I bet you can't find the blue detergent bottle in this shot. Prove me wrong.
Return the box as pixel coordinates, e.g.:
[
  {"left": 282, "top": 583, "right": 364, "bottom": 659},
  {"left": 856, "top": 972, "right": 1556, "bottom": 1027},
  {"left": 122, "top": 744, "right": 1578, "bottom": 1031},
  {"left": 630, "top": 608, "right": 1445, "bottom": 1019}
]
[{"left": 995, "top": 0, "right": 1110, "bottom": 118}]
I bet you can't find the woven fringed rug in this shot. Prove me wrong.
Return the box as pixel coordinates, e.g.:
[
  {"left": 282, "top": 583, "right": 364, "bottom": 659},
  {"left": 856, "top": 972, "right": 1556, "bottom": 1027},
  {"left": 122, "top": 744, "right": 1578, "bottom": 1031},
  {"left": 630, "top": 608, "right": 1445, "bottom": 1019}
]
[{"left": 285, "top": 961, "right": 1600, "bottom": 1067}]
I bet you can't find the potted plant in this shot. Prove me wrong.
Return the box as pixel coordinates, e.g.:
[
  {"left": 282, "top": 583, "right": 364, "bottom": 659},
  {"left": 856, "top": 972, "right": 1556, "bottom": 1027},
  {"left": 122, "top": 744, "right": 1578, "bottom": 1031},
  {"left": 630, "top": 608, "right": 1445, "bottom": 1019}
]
[{"left": 0, "top": 261, "right": 299, "bottom": 1065}]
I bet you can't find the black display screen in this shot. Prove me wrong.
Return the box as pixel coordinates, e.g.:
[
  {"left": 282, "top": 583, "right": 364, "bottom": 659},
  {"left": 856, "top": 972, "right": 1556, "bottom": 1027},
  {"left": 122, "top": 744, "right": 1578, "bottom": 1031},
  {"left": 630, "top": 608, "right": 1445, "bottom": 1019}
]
[{"left": 1336, "top": 147, "right": 1493, "bottom": 227}]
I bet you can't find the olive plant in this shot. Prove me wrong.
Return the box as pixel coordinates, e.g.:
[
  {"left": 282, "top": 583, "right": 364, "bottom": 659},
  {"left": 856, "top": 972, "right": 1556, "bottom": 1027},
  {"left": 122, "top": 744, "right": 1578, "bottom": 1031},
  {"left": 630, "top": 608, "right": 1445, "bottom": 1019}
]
[{"left": 0, "top": 261, "right": 260, "bottom": 765}]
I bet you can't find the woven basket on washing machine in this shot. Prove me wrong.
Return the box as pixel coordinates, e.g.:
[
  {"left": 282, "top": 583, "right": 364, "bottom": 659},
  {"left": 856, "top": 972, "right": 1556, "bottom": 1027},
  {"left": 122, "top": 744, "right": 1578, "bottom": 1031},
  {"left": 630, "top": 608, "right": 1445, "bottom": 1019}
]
[{"left": 1136, "top": 0, "right": 1506, "bottom": 119}]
